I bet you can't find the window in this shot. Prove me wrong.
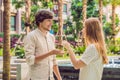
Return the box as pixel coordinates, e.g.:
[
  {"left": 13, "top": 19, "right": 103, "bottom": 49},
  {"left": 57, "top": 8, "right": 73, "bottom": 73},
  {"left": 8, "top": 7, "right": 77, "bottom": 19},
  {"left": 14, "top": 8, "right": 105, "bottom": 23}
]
[
  {"left": 10, "top": 16, "right": 16, "bottom": 31},
  {"left": 21, "top": 20, "right": 25, "bottom": 31},
  {"left": 63, "top": 4, "right": 67, "bottom": 14},
  {"left": 53, "top": 4, "right": 58, "bottom": 17}
]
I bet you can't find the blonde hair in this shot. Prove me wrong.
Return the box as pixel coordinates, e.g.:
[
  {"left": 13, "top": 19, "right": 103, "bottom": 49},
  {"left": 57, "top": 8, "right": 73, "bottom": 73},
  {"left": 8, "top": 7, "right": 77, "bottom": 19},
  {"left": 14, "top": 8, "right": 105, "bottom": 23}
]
[{"left": 84, "top": 18, "right": 108, "bottom": 64}]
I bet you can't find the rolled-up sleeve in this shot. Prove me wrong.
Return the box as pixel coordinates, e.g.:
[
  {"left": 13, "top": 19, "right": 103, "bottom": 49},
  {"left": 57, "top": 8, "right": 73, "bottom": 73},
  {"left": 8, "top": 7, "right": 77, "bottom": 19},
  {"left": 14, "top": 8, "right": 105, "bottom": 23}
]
[
  {"left": 53, "top": 55, "right": 58, "bottom": 65},
  {"left": 24, "top": 34, "right": 35, "bottom": 66}
]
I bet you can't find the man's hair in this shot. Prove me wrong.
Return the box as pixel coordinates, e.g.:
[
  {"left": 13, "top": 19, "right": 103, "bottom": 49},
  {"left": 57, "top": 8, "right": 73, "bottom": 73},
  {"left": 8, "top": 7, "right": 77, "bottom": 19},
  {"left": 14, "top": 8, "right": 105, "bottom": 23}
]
[{"left": 35, "top": 9, "right": 54, "bottom": 26}]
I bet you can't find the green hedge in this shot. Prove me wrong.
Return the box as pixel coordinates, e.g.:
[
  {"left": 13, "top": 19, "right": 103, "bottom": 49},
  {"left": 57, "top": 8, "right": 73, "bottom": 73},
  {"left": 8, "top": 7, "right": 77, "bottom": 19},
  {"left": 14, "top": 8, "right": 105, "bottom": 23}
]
[{"left": 0, "top": 33, "right": 20, "bottom": 38}]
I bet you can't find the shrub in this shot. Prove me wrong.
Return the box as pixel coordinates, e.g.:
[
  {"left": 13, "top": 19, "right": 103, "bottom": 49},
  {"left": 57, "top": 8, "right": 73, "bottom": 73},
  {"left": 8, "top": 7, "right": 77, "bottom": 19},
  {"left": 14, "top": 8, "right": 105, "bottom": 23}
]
[{"left": 74, "top": 46, "right": 86, "bottom": 55}]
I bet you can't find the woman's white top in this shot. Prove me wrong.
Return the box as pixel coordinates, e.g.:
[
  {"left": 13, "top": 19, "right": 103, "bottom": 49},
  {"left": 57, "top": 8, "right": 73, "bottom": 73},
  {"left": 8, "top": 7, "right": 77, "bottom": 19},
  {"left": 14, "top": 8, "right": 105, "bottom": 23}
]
[{"left": 80, "top": 44, "right": 103, "bottom": 80}]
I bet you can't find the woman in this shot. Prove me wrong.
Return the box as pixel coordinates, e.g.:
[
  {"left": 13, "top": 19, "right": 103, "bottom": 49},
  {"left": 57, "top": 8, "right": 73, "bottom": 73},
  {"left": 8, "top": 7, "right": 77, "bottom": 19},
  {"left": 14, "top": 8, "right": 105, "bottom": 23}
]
[{"left": 62, "top": 18, "right": 108, "bottom": 80}]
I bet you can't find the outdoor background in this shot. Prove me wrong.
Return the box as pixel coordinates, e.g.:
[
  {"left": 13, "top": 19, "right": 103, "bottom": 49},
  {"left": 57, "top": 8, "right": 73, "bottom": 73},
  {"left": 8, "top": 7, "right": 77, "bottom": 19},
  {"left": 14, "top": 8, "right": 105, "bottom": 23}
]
[{"left": 0, "top": 0, "right": 120, "bottom": 80}]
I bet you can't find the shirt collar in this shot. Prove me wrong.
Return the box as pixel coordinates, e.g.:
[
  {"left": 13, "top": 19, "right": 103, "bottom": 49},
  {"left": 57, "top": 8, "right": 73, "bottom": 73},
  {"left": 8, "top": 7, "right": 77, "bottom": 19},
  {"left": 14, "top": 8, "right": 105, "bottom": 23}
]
[{"left": 37, "top": 28, "right": 49, "bottom": 37}]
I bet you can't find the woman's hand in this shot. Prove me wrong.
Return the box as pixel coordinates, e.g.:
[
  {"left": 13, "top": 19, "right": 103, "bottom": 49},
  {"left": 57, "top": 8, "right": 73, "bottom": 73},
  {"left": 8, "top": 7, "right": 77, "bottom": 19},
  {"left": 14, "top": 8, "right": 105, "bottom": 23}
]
[{"left": 62, "top": 41, "right": 71, "bottom": 49}]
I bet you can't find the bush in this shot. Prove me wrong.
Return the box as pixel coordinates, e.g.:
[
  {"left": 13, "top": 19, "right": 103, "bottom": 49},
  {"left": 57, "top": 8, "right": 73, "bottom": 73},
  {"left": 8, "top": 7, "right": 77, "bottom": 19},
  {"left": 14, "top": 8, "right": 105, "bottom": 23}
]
[
  {"left": 0, "top": 33, "right": 25, "bottom": 58},
  {"left": 14, "top": 46, "right": 25, "bottom": 58},
  {"left": 107, "top": 38, "right": 120, "bottom": 54},
  {"left": 0, "top": 48, "right": 15, "bottom": 56},
  {"left": 74, "top": 46, "right": 86, "bottom": 55},
  {"left": 0, "top": 33, "right": 21, "bottom": 48},
  {"left": 0, "top": 49, "right": 3, "bottom": 56}
]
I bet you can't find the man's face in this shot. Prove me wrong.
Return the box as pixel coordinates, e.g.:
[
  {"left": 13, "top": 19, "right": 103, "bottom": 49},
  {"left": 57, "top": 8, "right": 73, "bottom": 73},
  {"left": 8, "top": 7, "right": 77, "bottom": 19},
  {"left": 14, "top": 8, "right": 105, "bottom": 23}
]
[{"left": 40, "top": 19, "right": 53, "bottom": 31}]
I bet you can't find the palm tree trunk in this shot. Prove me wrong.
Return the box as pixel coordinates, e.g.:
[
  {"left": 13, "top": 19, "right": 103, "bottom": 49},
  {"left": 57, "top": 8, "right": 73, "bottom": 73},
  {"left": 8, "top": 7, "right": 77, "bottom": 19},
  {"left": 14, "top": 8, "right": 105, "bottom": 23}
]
[
  {"left": 80, "top": 0, "right": 87, "bottom": 45},
  {"left": 46, "top": 0, "right": 50, "bottom": 2},
  {"left": 99, "top": 0, "right": 103, "bottom": 25},
  {"left": 3, "top": 0, "right": 11, "bottom": 80},
  {"left": 25, "top": 0, "right": 31, "bottom": 34},
  {"left": 82, "top": 0, "right": 87, "bottom": 27},
  {"left": 112, "top": 2, "right": 116, "bottom": 43},
  {"left": 57, "top": 0, "right": 63, "bottom": 44}
]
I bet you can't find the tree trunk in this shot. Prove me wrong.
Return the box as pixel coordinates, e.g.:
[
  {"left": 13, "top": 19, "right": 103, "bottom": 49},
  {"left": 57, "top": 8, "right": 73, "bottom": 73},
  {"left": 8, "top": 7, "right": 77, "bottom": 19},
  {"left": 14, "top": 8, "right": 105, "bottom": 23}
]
[
  {"left": 99, "top": 0, "right": 103, "bottom": 25},
  {"left": 25, "top": 0, "right": 31, "bottom": 34},
  {"left": 112, "top": 3, "right": 116, "bottom": 43},
  {"left": 82, "top": 0, "right": 87, "bottom": 27},
  {"left": 80, "top": 0, "right": 87, "bottom": 45},
  {"left": 57, "top": 0, "right": 63, "bottom": 45},
  {"left": 3, "top": 0, "right": 11, "bottom": 80},
  {"left": 46, "top": 0, "right": 50, "bottom": 2}
]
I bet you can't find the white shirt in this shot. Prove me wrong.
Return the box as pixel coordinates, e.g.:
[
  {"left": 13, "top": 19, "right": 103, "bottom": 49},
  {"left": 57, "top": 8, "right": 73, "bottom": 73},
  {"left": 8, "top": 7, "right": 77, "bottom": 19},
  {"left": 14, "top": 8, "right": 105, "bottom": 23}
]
[
  {"left": 24, "top": 28, "right": 57, "bottom": 80},
  {"left": 80, "top": 44, "right": 103, "bottom": 80}
]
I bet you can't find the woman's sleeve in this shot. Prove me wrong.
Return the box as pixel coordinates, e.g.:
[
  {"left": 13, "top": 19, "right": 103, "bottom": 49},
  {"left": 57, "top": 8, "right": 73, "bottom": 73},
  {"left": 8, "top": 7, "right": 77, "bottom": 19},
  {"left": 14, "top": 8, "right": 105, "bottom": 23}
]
[{"left": 80, "top": 44, "right": 97, "bottom": 65}]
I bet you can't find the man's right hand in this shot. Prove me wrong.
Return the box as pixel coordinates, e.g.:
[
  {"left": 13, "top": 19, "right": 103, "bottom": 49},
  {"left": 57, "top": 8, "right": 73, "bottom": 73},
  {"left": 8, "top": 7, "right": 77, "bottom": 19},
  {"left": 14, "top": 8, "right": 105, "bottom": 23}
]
[{"left": 50, "top": 49, "right": 64, "bottom": 56}]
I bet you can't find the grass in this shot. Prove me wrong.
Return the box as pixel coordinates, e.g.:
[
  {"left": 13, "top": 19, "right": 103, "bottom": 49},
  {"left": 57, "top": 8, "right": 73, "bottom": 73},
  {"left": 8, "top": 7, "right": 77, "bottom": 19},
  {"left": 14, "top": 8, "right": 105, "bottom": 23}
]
[
  {"left": 107, "top": 53, "right": 119, "bottom": 56},
  {"left": 56, "top": 54, "right": 80, "bottom": 60},
  {"left": 56, "top": 53, "right": 120, "bottom": 60}
]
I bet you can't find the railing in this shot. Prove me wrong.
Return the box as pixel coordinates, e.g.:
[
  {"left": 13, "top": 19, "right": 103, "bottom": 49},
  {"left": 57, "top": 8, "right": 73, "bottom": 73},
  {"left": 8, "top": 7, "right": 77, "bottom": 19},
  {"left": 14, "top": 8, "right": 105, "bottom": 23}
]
[{"left": 0, "top": 63, "right": 21, "bottom": 80}]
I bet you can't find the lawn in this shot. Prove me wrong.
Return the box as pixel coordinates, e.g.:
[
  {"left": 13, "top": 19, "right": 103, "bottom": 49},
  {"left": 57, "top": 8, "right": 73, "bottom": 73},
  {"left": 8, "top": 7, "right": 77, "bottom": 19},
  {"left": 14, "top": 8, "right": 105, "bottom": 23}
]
[{"left": 56, "top": 53, "right": 120, "bottom": 60}]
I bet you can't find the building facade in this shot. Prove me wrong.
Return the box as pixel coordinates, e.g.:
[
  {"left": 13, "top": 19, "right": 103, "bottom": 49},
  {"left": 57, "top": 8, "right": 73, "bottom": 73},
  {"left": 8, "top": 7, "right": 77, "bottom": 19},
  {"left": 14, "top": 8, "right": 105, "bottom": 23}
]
[
  {"left": 0, "top": 0, "right": 23, "bottom": 34},
  {"left": 0, "top": 0, "right": 72, "bottom": 34}
]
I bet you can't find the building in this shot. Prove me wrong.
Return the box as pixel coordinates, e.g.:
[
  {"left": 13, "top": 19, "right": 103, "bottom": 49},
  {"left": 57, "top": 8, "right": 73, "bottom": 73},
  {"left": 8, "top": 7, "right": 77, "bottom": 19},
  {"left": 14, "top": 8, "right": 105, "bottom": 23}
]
[
  {"left": 0, "top": 0, "right": 72, "bottom": 34},
  {"left": 0, "top": 0, "right": 24, "bottom": 34},
  {"left": 53, "top": 0, "right": 71, "bottom": 20}
]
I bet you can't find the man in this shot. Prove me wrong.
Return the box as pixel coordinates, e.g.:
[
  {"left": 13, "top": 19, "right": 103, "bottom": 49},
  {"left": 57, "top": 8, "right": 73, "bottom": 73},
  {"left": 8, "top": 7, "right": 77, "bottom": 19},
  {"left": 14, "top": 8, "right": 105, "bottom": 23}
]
[{"left": 24, "top": 9, "right": 64, "bottom": 80}]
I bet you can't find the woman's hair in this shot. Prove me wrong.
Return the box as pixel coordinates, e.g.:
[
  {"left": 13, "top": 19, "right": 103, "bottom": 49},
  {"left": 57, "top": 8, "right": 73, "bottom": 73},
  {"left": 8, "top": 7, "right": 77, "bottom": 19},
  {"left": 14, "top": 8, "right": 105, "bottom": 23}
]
[
  {"left": 84, "top": 18, "right": 108, "bottom": 64},
  {"left": 35, "top": 9, "right": 53, "bottom": 26}
]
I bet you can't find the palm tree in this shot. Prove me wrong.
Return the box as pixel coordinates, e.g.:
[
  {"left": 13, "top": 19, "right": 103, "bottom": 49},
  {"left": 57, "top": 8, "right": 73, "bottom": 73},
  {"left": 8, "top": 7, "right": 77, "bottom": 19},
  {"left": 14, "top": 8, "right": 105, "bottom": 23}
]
[
  {"left": 82, "top": 0, "right": 87, "bottom": 26},
  {"left": 80, "top": 0, "right": 87, "bottom": 45},
  {"left": 99, "top": 0, "right": 103, "bottom": 25},
  {"left": 3, "top": 0, "right": 11, "bottom": 80},
  {"left": 25, "top": 0, "right": 31, "bottom": 34},
  {"left": 111, "top": 0, "right": 116, "bottom": 37},
  {"left": 100, "top": 0, "right": 120, "bottom": 40},
  {"left": 57, "top": 0, "right": 63, "bottom": 44},
  {"left": 111, "top": 0, "right": 120, "bottom": 43}
]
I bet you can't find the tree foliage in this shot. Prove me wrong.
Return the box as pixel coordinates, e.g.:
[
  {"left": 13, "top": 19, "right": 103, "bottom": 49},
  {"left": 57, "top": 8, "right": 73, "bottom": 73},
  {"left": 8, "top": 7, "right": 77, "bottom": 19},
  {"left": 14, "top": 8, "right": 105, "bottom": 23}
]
[
  {"left": 12, "top": 0, "right": 25, "bottom": 9},
  {"left": 12, "top": 0, "right": 54, "bottom": 29},
  {"left": 69, "top": 0, "right": 99, "bottom": 39}
]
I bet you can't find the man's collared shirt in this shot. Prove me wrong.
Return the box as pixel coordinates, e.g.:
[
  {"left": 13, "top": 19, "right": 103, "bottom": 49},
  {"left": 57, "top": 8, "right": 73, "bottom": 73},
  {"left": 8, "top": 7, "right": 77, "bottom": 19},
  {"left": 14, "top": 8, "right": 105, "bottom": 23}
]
[{"left": 24, "top": 28, "right": 57, "bottom": 80}]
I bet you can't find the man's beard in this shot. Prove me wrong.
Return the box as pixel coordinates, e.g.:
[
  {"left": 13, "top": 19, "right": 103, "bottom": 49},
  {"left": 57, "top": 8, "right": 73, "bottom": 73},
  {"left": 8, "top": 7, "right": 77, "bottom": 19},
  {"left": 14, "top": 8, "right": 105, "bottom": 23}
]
[{"left": 43, "top": 27, "right": 51, "bottom": 31}]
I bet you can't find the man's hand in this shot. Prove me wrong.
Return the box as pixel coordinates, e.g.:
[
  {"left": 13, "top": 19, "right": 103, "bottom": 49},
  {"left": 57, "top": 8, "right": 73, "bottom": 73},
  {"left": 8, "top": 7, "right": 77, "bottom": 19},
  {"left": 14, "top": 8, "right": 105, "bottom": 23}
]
[
  {"left": 50, "top": 49, "right": 64, "bottom": 56},
  {"left": 62, "top": 41, "right": 71, "bottom": 49}
]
